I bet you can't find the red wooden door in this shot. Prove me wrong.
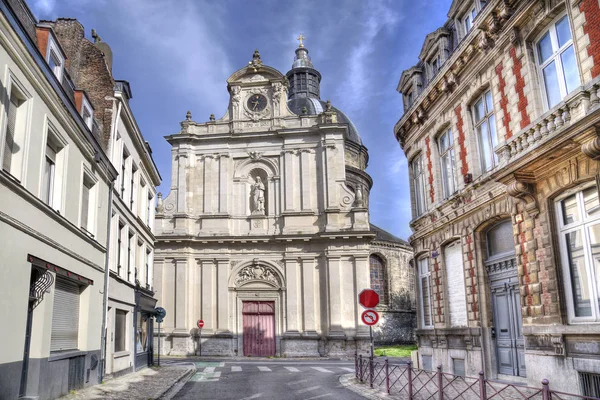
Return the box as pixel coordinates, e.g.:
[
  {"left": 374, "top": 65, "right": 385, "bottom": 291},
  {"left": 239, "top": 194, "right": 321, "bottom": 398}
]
[{"left": 242, "top": 301, "right": 275, "bottom": 357}]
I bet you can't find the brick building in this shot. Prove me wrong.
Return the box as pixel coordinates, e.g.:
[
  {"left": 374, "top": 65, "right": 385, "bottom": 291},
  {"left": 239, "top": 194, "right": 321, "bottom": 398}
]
[{"left": 395, "top": 0, "right": 600, "bottom": 394}]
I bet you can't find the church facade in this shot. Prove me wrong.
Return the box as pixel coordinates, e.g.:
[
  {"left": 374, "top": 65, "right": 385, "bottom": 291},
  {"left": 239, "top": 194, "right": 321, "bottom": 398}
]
[{"left": 152, "top": 44, "right": 395, "bottom": 357}]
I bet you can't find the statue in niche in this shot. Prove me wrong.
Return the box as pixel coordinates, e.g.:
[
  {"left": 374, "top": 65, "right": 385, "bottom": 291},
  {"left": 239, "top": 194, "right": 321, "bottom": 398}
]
[{"left": 251, "top": 176, "right": 265, "bottom": 215}]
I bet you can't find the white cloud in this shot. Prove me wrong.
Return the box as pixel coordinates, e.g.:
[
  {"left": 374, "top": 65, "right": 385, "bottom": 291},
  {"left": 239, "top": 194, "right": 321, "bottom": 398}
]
[
  {"left": 111, "top": 0, "right": 233, "bottom": 117},
  {"left": 336, "top": 0, "right": 400, "bottom": 114},
  {"left": 30, "top": 0, "right": 56, "bottom": 17},
  {"left": 390, "top": 157, "right": 407, "bottom": 174}
]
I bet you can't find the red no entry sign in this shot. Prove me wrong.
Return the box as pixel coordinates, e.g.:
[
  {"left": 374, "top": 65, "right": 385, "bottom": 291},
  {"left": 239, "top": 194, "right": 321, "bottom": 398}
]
[
  {"left": 358, "top": 289, "right": 380, "bottom": 309},
  {"left": 197, "top": 319, "right": 204, "bottom": 329},
  {"left": 361, "top": 309, "right": 379, "bottom": 326}
]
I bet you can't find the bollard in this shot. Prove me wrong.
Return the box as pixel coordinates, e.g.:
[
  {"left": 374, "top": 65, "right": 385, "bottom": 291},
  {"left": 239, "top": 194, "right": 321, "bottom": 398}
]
[
  {"left": 437, "top": 365, "right": 443, "bottom": 400},
  {"left": 369, "top": 356, "right": 374, "bottom": 389},
  {"left": 407, "top": 361, "right": 413, "bottom": 399},
  {"left": 479, "top": 371, "right": 486, "bottom": 400},
  {"left": 385, "top": 359, "right": 390, "bottom": 394},
  {"left": 355, "top": 353, "right": 358, "bottom": 379},
  {"left": 541, "top": 379, "right": 550, "bottom": 400}
]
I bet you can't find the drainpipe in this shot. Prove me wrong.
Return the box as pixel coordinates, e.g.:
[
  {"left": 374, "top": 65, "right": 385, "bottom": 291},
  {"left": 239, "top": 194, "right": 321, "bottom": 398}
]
[{"left": 99, "top": 99, "right": 122, "bottom": 383}]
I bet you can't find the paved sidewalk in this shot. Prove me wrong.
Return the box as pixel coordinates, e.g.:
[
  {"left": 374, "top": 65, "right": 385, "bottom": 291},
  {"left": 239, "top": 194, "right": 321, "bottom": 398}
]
[
  {"left": 58, "top": 364, "right": 196, "bottom": 400},
  {"left": 340, "top": 373, "right": 397, "bottom": 399}
]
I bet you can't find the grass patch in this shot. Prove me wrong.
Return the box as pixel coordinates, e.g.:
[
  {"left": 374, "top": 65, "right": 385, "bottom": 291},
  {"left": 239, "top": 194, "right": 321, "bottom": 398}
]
[{"left": 374, "top": 345, "right": 417, "bottom": 358}]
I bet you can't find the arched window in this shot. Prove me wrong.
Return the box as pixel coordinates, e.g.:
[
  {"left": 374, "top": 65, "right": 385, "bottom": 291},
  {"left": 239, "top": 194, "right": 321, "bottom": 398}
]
[{"left": 370, "top": 255, "right": 388, "bottom": 305}]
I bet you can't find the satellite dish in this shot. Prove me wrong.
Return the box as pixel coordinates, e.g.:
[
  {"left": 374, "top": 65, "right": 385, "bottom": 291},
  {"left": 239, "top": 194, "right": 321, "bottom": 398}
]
[{"left": 154, "top": 307, "right": 166, "bottom": 323}]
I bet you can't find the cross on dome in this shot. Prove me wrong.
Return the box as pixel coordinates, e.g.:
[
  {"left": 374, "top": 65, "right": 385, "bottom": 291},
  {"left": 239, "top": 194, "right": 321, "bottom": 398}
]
[{"left": 297, "top": 34, "right": 305, "bottom": 48}]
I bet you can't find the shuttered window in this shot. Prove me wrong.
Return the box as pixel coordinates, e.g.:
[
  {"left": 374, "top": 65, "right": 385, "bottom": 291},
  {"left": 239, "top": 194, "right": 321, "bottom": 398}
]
[
  {"left": 51, "top": 278, "right": 81, "bottom": 352},
  {"left": 2, "top": 96, "right": 18, "bottom": 173},
  {"left": 81, "top": 182, "right": 89, "bottom": 230},
  {"left": 445, "top": 241, "right": 468, "bottom": 327}
]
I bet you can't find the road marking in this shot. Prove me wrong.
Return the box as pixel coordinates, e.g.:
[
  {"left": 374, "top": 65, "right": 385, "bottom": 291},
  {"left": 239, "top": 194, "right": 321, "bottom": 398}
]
[
  {"left": 190, "top": 371, "right": 221, "bottom": 382},
  {"left": 232, "top": 366, "right": 242, "bottom": 372},
  {"left": 297, "top": 385, "right": 320, "bottom": 394},
  {"left": 311, "top": 367, "right": 333, "bottom": 373},
  {"left": 287, "top": 379, "right": 309, "bottom": 386},
  {"left": 257, "top": 366, "right": 271, "bottom": 372},
  {"left": 340, "top": 367, "right": 355, "bottom": 372},
  {"left": 305, "top": 394, "right": 332, "bottom": 400},
  {"left": 284, "top": 366, "right": 300, "bottom": 372},
  {"left": 204, "top": 367, "right": 216, "bottom": 373},
  {"left": 239, "top": 394, "right": 262, "bottom": 400}
]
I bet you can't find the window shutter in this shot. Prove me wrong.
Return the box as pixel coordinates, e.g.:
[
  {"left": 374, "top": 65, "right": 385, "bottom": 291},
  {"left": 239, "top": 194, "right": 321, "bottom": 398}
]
[
  {"left": 3, "top": 97, "right": 18, "bottom": 172},
  {"left": 50, "top": 278, "right": 80, "bottom": 352},
  {"left": 81, "top": 182, "right": 89, "bottom": 229}
]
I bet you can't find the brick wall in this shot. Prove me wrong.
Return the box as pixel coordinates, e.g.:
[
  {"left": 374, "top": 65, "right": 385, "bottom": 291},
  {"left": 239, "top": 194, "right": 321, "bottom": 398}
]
[
  {"left": 425, "top": 137, "right": 435, "bottom": 203},
  {"left": 580, "top": 0, "right": 600, "bottom": 79},
  {"left": 49, "top": 19, "right": 115, "bottom": 150},
  {"left": 454, "top": 105, "right": 468, "bottom": 179},
  {"left": 495, "top": 62, "right": 513, "bottom": 140}
]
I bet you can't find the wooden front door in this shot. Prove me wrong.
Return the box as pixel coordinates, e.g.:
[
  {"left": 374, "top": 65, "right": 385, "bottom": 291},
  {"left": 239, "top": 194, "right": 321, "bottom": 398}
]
[{"left": 242, "top": 301, "right": 275, "bottom": 357}]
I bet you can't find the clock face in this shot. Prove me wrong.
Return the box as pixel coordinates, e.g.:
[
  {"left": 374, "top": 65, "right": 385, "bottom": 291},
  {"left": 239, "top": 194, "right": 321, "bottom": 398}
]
[{"left": 247, "top": 94, "right": 267, "bottom": 112}]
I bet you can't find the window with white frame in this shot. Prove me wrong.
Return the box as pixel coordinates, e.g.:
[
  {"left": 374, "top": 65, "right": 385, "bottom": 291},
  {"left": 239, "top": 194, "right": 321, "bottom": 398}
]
[
  {"left": 411, "top": 154, "right": 427, "bottom": 217},
  {"left": 147, "top": 192, "right": 153, "bottom": 227},
  {"left": 418, "top": 257, "right": 433, "bottom": 328},
  {"left": 80, "top": 170, "right": 97, "bottom": 235},
  {"left": 472, "top": 90, "right": 498, "bottom": 172},
  {"left": 130, "top": 164, "right": 137, "bottom": 210},
  {"left": 82, "top": 105, "right": 93, "bottom": 130},
  {"left": 42, "top": 127, "right": 66, "bottom": 210},
  {"left": 117, "top": 222, "right": 124, "bottom": 275},
  {"left": 438, "top": 129, "right": 457, "bottom": 198},
  {"left": 145, "top": 248, "right": 152, "bottom": 288},
  {"left": 2, "top": 80, "right": 30, "bottom": 180},
  {"left": 462, "top": 0, "right": 488, "bottom": 35},
  {"left": 556, "top": 185, "right": 600, "bottom": 322},
  {"left": 46, "top": 34, "right": 64, "bottom": 82},
  {"left": 536, "top": 15, "right": 580, "bottom": 109},
  {"left": 120, "top": 149, "right": 129, "bottom": 198}
]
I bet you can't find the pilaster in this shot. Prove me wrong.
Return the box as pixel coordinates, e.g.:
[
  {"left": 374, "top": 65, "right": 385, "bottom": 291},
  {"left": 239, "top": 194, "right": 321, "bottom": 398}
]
[{"left": 285, "top": 257, "right": 301, "bottom": 335}]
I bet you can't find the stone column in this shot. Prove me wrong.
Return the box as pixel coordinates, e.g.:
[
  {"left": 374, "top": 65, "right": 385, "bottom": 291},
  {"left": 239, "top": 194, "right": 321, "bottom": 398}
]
[
  {"left": 173, "top": 258, "right": 188, "bottom": 334},
  {"left": 301, "top": 257, "right": 318, "bottom": 334},
  {"left": 161, "top": 259, "right": 175, "bottom": 332},
  {"left": 201, "top": 259, "right": 216, "bottom": 333},
  {"left": 283, "top": 150, "right": 295, "bottom": 211},
  {"left": 176, "top": 154, "right": 187, "bottom": 213},
  {"left": 285, "top": 258, "right": 301, "bottom": 334},
  {"left": 216, "top": 259, "right": 230, "bottom": 334},
  {"left": 203, "top": 156, "right": 215, "bottom": 213},
  {"left": 300, "top": 149, "right": 313, "bottom": 210},
  {"left": 327, "top": 255, "right": 344, "bottom": 337},
  {"left": 354, "top": 255, "right": 370, "bottom": 337},
  {"left": 218, "top": 155, "right": 229, "bottom": 213}
]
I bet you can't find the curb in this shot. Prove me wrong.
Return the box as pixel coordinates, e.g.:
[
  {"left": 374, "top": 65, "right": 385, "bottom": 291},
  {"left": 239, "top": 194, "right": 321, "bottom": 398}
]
[
  {"left": 156, "top": 364, "right": 197, "bottom": 400},
  {"left": 339, "top": 373, "right": 394, "bottom": 400}
]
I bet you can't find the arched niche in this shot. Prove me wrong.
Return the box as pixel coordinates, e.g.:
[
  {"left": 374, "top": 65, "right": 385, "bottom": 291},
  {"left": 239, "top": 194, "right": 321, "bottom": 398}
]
[{"left": 234, "top": 158, "right": 280, "bottom": 217}]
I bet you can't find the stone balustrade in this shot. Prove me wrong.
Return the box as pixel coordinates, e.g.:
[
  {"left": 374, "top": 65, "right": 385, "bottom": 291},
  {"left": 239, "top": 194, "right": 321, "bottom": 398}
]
[{"left": 496, "top": 77, "right": 600, "bottom": 165}]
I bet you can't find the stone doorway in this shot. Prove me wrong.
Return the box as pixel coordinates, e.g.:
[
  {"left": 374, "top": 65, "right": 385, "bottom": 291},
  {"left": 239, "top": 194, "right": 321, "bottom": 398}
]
[
  {"left": 242, "top": 301, "right": 275, "bottom": 357},
  {"left": 485, "top": 220, "right": 526, "bottom": 378}
]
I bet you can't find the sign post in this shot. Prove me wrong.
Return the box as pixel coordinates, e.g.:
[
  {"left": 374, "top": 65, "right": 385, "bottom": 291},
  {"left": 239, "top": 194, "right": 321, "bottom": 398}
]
[
  {"left": 197, "top": 319, "right": 204, "bottom": 356},
  {"left": 154, "top": 307, "right": 166, "bottom": 367},
  {"left": 359, "top": 290, "right": 380, "bottom": 360}
]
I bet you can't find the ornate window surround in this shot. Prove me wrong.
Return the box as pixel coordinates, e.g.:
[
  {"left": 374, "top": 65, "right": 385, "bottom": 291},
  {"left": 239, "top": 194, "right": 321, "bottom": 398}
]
[
  {"left": 418, "top": 256, "right": 434, "bottom": 329},
  {"left": 554, "top": 183, "right": 600, "bottom": 324}
]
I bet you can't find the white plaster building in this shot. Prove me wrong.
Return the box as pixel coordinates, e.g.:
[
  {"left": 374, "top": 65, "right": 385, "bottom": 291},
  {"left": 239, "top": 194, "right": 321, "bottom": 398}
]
[
  {"left": 154, "top": 46, "right": 378, "bottom": 357},
  {"left": 0, "top": 1, "right": 118, "bottom": 398}
]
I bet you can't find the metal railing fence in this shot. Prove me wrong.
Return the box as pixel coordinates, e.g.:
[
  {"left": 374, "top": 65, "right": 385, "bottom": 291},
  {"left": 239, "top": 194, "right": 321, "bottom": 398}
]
[{"left": 354, "top": 354, "right": 600, "bottom": 400}]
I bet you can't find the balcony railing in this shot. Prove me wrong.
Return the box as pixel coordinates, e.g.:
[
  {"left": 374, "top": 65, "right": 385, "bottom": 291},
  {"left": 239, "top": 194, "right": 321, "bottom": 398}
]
[{"left": 497, "top": 78, "right": 600, "bottom": 165}]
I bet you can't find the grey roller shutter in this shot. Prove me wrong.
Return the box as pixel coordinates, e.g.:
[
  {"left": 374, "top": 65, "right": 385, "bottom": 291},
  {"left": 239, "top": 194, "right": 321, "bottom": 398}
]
[
  {"left": 50, "top": 278, "right": 80, "bottom": 352},
  {"left": 2, "top": 96, "right": 18, "bottom": 172}
]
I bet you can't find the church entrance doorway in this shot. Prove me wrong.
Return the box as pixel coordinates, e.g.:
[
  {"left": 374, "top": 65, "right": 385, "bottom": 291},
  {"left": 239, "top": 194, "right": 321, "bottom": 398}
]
[
  {"left": 242, "top": 301, "right": 275, "bottom": 357},
  {"left": 484, "top": 220, "right": 526, "bottom": 378}
]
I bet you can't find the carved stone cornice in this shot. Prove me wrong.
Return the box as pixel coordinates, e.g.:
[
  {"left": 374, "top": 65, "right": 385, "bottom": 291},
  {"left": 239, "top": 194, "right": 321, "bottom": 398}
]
[{"left": 581, "top": 127, "right": 600, "bottom": 160}]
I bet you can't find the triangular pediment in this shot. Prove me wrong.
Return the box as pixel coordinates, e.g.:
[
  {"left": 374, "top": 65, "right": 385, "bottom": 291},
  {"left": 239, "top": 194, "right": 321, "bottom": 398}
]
[{"left": 418, "top": 27, "right": 450, "bottom": 60}]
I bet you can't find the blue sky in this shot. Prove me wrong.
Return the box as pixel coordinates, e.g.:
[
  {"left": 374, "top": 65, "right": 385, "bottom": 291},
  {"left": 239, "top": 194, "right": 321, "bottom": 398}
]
[{"left": 31, "top": 0, "right": 450, "bottom": 240}]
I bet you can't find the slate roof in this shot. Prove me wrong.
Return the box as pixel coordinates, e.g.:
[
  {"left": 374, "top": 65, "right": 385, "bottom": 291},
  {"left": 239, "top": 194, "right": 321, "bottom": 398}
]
[{"left": 370, "top": 224, "right": 410, "bottom": 247}]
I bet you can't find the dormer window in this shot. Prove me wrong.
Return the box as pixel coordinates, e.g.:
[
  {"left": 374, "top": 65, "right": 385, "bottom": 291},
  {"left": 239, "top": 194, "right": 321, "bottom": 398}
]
[
  {"left": 45, "top": 33, "right": 65, "bottom": 82},
  {"left": 406, "top": 90, "right": 414, "bottom": 108},
  {"left": 79, "top": 95, "right": 94, "bottom": 130},
  {"left": 462, "top": 0, "right": 488, "bottom": 35}
]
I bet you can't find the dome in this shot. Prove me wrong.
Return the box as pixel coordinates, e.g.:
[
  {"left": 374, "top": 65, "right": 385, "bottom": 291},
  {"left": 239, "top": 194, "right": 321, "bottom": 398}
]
[{"left": 287, "top": 98, "right": 363, "bottom": 145}]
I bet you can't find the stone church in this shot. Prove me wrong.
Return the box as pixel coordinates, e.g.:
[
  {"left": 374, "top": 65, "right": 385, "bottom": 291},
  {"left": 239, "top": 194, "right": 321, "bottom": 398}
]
[{"left": 153, "top": 42, "right": 414, "bottom": 357}]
